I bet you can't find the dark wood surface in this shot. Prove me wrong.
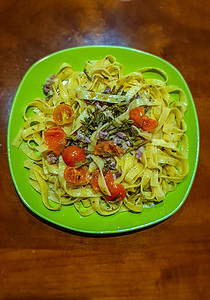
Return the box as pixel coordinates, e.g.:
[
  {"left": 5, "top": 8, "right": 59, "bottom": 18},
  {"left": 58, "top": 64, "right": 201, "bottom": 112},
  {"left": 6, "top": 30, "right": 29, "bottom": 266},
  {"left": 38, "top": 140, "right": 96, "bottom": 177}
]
[{"left": 0, "top": 1, "right": 209, "bottom": 299}]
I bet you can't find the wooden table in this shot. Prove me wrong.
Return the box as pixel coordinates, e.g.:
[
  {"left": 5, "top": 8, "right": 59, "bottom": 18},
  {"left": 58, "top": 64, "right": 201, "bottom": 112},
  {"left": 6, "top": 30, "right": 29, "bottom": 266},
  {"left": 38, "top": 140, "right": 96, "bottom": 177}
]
[{"left": 0, "top": 1, "right": 209, "bottom": 299}]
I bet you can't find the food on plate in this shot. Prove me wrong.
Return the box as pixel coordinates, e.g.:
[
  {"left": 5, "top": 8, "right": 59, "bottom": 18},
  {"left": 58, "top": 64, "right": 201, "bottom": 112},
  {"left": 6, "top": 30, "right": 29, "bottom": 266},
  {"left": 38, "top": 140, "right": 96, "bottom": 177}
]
[{"left": 13, "top": 55, "right": 189, "bottom": 216}]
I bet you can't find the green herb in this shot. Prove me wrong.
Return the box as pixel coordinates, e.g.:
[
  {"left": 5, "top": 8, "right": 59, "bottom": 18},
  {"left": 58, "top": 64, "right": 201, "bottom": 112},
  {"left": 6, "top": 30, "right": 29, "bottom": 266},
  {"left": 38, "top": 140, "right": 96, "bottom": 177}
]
[
  {"left": 80, "top": 107, "right": 112, "bottom": 137},
  {"left": 116, "top": 85, "right": 124, "bottom": 95},
  {"left": 84, "top": 68, "right": 92, "bottom": 81},
  {"left": 112, "top": 193, "right": 121, "bottom": 201},
  {"left": 111, "top": 85, "right": 116, "bottom": 94},
  {"left": 104, "top": 157, "right": 116, "bottom": 171},
  {"left": 102, "top": 75, "right": 109, "bottom": 80},
  {"left": 75, "top": 157, "right": 92, "bottom": 168}
]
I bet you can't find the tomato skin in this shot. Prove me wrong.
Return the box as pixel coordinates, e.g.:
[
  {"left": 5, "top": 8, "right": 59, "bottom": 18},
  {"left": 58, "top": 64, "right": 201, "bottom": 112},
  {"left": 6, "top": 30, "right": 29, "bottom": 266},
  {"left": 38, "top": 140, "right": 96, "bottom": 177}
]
[
  {"left": 104, "top": 183, "right": 126, "bottom": 202},
  {"left": 53, "top": 103, "right": 74, "bottom": 126},
  {"left": 129, "top": 107, "right": 145, "bottom": 128},
  {"left": 90, "top": 168, "right": 125, "bottom": 201},
  {"left": 64, "top": 166, "right": 90, "bottom": 185},
  {"left": 94, "top": 141, "right": 122, "bottom": 157},
  {"left": 62, "top": 145, "right": 86, "bottom": 167},
  {"left": 129, "top": 106, "right": 158, "bottom": 131},
  {"left": 103, "top": 169, "right": 115, "bottom": 189},
  {"left": 44, "top": 127, "right": 67, "bottom": 155},
  {"left": 90, "top": 169, "right": 114, "bottom": 193},
  {"left": 142, "top": 116, "right": 158, "bottom": 131},
  {"left": 90, "top": 169, "right": 100, "bottom": 192}
]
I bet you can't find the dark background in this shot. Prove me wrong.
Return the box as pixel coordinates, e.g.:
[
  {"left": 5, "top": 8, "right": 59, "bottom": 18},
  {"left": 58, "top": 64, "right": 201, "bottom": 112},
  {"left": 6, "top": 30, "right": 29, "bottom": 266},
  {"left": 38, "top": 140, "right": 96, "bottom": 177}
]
[{"left": 0, "top": 1, "right": 209, "bottom": 299}]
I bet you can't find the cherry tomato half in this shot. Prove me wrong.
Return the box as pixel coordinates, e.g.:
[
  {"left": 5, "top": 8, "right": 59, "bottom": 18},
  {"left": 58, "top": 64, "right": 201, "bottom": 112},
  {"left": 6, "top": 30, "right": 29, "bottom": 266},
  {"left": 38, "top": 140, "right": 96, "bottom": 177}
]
[
  {"left": 103, "top": 169, "right": 115, "bottom": 190},
  {"left": 90, "top": 169, "right": 100, "bottom": 192},
  {"left": 64, "top": 166, "right": 90, "bottom": 185},
  {"left": 53, "top": 103, "right": 74, "bottom": 126},
  {"left": 44, "top": 127, "right": 67, "bottom": 155},
  {"left": 90, "top": 168, "right": 114, "bottom": 193},
  {"left": 129, "top": 106, "right": 158, "bottom": 132},
  {"left": 93, "top": 141, "right": 122, "bottom": 158},
  {"left": 129, "top": 107, "right": 145, "bottom": 128},
  {"left": 62, "top": 145, "right": 86, "bottom": 167},
  {"left": 104, "top": 183, "right": 126, "bottom": 202},
  {"left": 141, "top": 116, "right": 158, "bottom": 131}
]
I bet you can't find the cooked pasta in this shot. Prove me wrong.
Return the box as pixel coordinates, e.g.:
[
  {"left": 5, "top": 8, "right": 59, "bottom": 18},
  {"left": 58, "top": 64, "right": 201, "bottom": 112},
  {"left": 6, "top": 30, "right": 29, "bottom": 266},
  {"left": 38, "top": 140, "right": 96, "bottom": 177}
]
[{"left": 13, "top": 55, "right": 189, "bottom": 216}]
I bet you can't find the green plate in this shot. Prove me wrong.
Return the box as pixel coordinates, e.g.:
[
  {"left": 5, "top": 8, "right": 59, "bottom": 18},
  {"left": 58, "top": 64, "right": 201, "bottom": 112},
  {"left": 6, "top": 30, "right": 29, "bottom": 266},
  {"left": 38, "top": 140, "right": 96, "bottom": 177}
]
[{"left": 7, "top": 46, "right": 199, "bottom": 234}]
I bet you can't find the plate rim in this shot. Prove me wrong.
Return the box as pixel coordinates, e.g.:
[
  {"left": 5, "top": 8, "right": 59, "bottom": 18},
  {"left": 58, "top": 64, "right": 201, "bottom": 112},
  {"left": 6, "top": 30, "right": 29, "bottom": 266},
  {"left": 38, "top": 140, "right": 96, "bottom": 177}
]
[{"left": 7, "top": 45, "right": 200, "bottom": 234}]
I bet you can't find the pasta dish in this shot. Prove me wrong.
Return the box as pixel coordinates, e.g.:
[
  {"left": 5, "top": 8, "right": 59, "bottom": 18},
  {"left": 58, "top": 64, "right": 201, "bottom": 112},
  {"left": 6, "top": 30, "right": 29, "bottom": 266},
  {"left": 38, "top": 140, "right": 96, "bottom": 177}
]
[{"left": 13, "top": 55, "right": 189, "bottom": 216}]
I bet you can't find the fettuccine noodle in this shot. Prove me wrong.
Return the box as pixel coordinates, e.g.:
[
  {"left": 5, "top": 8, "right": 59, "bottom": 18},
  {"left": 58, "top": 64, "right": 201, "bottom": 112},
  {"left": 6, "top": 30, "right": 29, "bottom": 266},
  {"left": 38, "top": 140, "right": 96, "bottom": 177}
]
[{"left": 13, "top": 55, "right": 188, "bottom": 216}]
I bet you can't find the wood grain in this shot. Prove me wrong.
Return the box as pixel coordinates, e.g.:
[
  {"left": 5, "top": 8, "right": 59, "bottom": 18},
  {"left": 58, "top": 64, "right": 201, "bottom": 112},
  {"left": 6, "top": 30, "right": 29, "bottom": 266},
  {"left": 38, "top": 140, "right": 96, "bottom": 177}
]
[{"left": 0, "top": 0, "right": 209, "bottom": 299}]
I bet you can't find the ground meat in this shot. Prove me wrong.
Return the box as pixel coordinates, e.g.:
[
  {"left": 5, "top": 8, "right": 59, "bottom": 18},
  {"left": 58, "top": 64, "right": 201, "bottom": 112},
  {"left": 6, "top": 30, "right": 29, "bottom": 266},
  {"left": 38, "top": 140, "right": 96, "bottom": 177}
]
[
  {"left": 115, "top": 170, "right": 122, "bottom": 178},
  {"left": 136, "top": 146, "right": 144, "bottom": 160},
  {"left": 43, "top": 74, "right": 56, "bottom": 95},
  {"left": 116, "top": 132, "right": 126, "bottom": 139},
  {"left": 94, "top": 102, "right": 102, "bottom": 110},
  {"left": 98, "top": 131, "right": 109, "bottom": 139},
  {"left": 46, "top": 151, "right": 59, "bottom": 164},
  {"left": 122, "top": 140, "right": 131, "bottom": 151},
  {"left": 105, "top": 157, "right": 116, "bottom": 170},
  {"left": 94, "top": 102, "right": 107, "bottom": 111},
  {"left": 104, "top": 110, "right": 113, "bottom": 118},
  {"left": 76, "top": 131, "right": 91, "bottom": 144},
  {"left": 101, "top": 105, "right": 107, "bottom": 111},
  {"left": 103, "top": 87, "right": 111, "bottom": 94},
  {"left": 86, "top": 154, "right": 91, "bottom": 160},
  {"left": 112, "top": 136, "right": 122, "bottom": 145},
  {"left": 43, "top": 84, "right": 50, "bottom": 95}
]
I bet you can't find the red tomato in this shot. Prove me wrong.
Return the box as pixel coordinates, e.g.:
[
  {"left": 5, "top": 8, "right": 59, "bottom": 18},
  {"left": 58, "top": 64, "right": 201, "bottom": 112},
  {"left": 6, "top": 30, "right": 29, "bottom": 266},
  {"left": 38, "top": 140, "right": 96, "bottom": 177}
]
[
  {"left": 53, "top": 103, "right": 74, "bottom": 126},
  {"left": 129, "top": 106, "right": 158, "bottom": 131},
  {"left": 142, "top": 116, "right": 158, "bottom": 131},
  {"left": 104, "top": 183, "right": 126, "bottom": 202},
  {"left": 90, "top": 169, "right": 114, "bottom": 193},
  {"left": 90, "top": 168, "right": 125, "bottom": 201},
  {"left": 129, "top": 107, "right": 145, "bottom": 128},
  {"left": 103, "top": 169, "right": 115, "bottom": 189},
  {"left": 44, "top": 127, "right": 67, "bottom": 155},
  {"left": 62, "top": 145, "right": 86, "bottom": 167},
  {"left": 94, "top": 141, "right": 122, "bottom": 157},
  {"left": 64, "top": 166, "right": 90, "bottom": 185},
  {"left": 90, "top": 169, "right": 100, "bottom": 192}
]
